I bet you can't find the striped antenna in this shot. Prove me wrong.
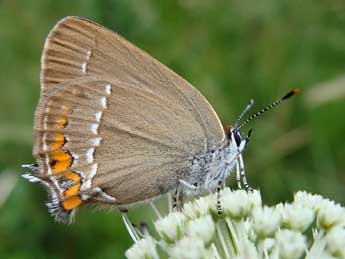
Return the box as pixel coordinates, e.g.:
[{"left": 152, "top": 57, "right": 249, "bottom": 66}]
[
  {"left": 235, "top": 88, "right": 300, "bottom": 131},
  {"left": 234, "top": 99, "right": 254, "bottom": 128}
]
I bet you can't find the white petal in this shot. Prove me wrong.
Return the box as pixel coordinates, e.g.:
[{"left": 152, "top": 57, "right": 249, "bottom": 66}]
[
  {"left": 168, "top": 237, "right": 210, "bottom": 259},
  {"left": 278, "top": 203, "right": 315, "bottom": 232},
  {"left": 186, "top": 215, "right": 215, "bottom": 244},
  {"left": 252, "top": 206, "right": 281, "bottom": 238},
  {"left": 154, "top": 212, "right": 185, "bottom": 243},
  {"left": 325, "top": 226, "right": 345, "bottom": 258},
  {"left": 276, "top": 230, "right": 306, "bottom": 259},
  {"left": 125, "top": 237, "right": 159, "bottom": 259}
]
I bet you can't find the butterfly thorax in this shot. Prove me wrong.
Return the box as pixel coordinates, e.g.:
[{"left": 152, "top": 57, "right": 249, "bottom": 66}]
[{"left": 184, "top": 138, "right": 240, "bottom": 196}]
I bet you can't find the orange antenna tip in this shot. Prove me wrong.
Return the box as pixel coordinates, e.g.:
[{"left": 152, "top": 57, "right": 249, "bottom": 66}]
[
  {"left": 282, "top": 88, "right": 301, "bottom": 100},
  {"left": 293, "top": 88, "right": 301, "bottom": 94}
]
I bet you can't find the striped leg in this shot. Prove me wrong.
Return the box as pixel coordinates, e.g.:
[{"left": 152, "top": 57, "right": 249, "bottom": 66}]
[
  {"left": 238, "top": 155, "right": 253, "bottom": 192},
  {"left": 236, "top": 161, "right": 242, "bottom": 189},
  {"left": 172, "top": 188, "right": 178, "bottom": 210},
  {"left": 217, "top": 180, "right": 222, "bottom": 215},
  {"left": 172, "top": 184, "right": 183, "bottom": 211}
]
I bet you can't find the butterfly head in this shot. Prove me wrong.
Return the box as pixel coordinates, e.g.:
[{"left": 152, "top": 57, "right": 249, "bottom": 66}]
[{"left": 226, "top": 88, "right": 300, "bottom": 149}]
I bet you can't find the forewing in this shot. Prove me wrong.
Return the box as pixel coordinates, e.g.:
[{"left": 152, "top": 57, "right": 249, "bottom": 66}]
[
  {"left": 27, "top": 17, "right": 227, "bottom": 221},
  {"left": 40, "top": 16, "right": 226, "bottom": 151}
]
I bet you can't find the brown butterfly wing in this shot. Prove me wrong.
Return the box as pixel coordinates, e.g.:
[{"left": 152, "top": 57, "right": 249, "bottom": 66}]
[
  {"left": 27, "top": 17, "right": 226, "bottom": 222},
  {"left": 40, "top": 16, "right": 225, "bottom": 150}
]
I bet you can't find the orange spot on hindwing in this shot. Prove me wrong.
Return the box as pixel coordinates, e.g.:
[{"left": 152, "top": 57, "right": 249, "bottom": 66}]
[
  {"left": 42, "top": 101, "right": 85, "bottom": 213},
  {"left": 64, "top": 184, "right": 81, "bottom": 197},
  {"left": 62, "top": 171, "right": 81, "bottom": 197},
  {"left": 60, "top": 171, "right": 83, "bottom": 211},
  {"left": 51, "top": 132, "right": 66, "bottom": 150},
  {"left": 62, "top": 196, "right": 82, "bottom": 211},
  {"left": 64, "top": 171, "right": 81, "bottom": 182},
  {"left": 49, "top": 150, "right": 73, "bottom": 173},
  {"left": 57, "top": 116, "right": 68, "bottom": 129}
]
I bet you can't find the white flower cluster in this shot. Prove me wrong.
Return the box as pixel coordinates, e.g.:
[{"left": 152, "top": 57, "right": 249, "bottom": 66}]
[{"left": 125, "top": 189, "right": 345, "bottom": 259}]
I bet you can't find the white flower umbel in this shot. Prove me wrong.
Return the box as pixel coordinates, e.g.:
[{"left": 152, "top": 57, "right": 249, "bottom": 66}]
[
  {"left": 167, "top": 237, "right": 214, "bottom": 259},
  {"left": 276, "top": 229, "right": 307, "bottom": 259},
  {"left": 125, "top": 236, "right": 159, "bottom": 259},
  {"left": 154, "top": 212, "right": 185, "bottom": 243},
  {"left": 325, "top": 226, "right": 345, "bottom": 258},
  {"left": 317, "top": 199, "right": 345, "bottom": 229},
  {"left": 220, "top": 189, "right": 258, "bottom": 219},
  {"left": 183, "top": 195, "right": 212, "bottom": 219},
  {"left": 125, "top": 188, "right": 345, "bottom": 259},
  {"left": 252, "top": 206, "right": 281, "bottom": 238},
  {"left": 248, "top": 189, "right": 262, "bottom": 208},
  {"left": 185, "top": 215, "right": 215, "bottom": 244},
  {"left": 278, "top": 203, "right": 315, "bottom": 232},
  {"left": 294, "top": 191, "right": 324, "bottom": 209}
]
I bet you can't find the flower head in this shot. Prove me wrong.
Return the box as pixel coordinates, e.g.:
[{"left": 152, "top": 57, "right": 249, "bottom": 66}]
[
  {"left": 167, "top": 237, "right": 214, "bottom": 259},
  {"left": 154, "top": 212, "right": 185, "bottom": 243},
  {"left": 220, "top": 189, "right": 260, "bottom": 219},
  {"left": 252, "top": 206, "right": 281, "bottom": 238},
  {"left": 317, "top": 200, "right": 345, "bottom": 229},
  {"left": 325, "top": 226, "right": 345, "bottom": 258},
  {"left": 125, "top": 237, "right": 159, "bottom": 259},
  {"left": 278, "top": 203, "right": 315, "bottom": 232},
  {"left": 183, "top": 195, "right": 212, "bottom": 219},
  {"left": 294, "top": 191, "right": 324, "bottom": 209},
  {"left": 276, "top": 230, "right": 307, "bottom": 259},
  {"left": 125, "top": 189, "right": 345, "bottom": 259},
  {"left": 185, "top": 215, "right": 215, "bottom": 244}
]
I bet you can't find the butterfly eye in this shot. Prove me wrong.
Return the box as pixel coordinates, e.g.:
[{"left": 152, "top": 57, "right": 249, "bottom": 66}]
[{"left": 233, "top": 131, "right": 242, "bottom": 147}]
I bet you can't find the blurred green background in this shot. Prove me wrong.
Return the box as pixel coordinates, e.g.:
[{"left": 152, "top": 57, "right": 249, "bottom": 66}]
[{"left": 0, "top": 0, "right": 344, "bottom": 258}]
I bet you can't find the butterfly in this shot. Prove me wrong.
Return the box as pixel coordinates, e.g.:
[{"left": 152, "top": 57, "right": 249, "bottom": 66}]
[{"left": 22, "top": 16, "right": 299, "bottom": 224}]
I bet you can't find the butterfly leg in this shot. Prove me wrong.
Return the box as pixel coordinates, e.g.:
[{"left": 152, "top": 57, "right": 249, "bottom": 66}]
[
  {"left": 86, "top": 188, "right": 137, "bottom": 238},
  {"left": 120, "top": 208, "right": 140, "bottom": 243},
  {"left": 238, "top": 155, "right": 253, "bottom": 192},
  {"left": 150, "top": 201, "right": 162, "bottom": 219},
  {"left": 86, "top": 187, "right": 118, "bottom": 204},
  {"left": 172, "top": 187, "right": 179, "bottom": 211},
  {"left": 236, "top": 128, "right": 253, "bottom": 191},
  {"left": 179, "top": 179, "right": 197, "bottom": 191},
  {"left": 217, "top": 180, "right": 223, "bottom": 215},
  {"left": 236, "top": 161, "right": 242, "bottom": 189},
  {"left": 172, "top": 183, "right": 184, "bottom": 211}
]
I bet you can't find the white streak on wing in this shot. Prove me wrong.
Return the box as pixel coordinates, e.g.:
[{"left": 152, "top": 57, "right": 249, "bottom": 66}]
[
  {"left": 42, "top": 133, "right": 47, "bottom": 151},
  {"left": 89, "top": 163, "right": 98, "bottom": 178},
  {"left": 90, "top": 137, "right": 102, "bottom": 146},
  {"left": 91, "top": 123, "right": 99, "bottom": 134},
  {"left": 81, "top": 50, "right": 92, "bottom": 74},
  {"left": 81, "top": 163, "right": 98, "bottom": 190},
  {"left": 100, "top": 97, "right": 107, "bottom": 109},
  {"left": 45, "top": 154, "right": 52, "bottom": 175},
  {"left": 81, "top": 62, "right": 87, "bottom": 73},
  {"left": 72, "top": 153, "right": 79, "bottom": 165},
  {"left": 86, "top": 148, "right": 95, "bottom": 163},
  {"left": 42, "top": 106, "right": 49, "bottom": 151},
  {"left": 86, "top": 50, "right": 92, "bottom": 60},
  {"left": 95, "top": 111, "right": 102, "bottom": 122},
  {"left": 105, "top": 84, "right": 111, "bottom": 95}
]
